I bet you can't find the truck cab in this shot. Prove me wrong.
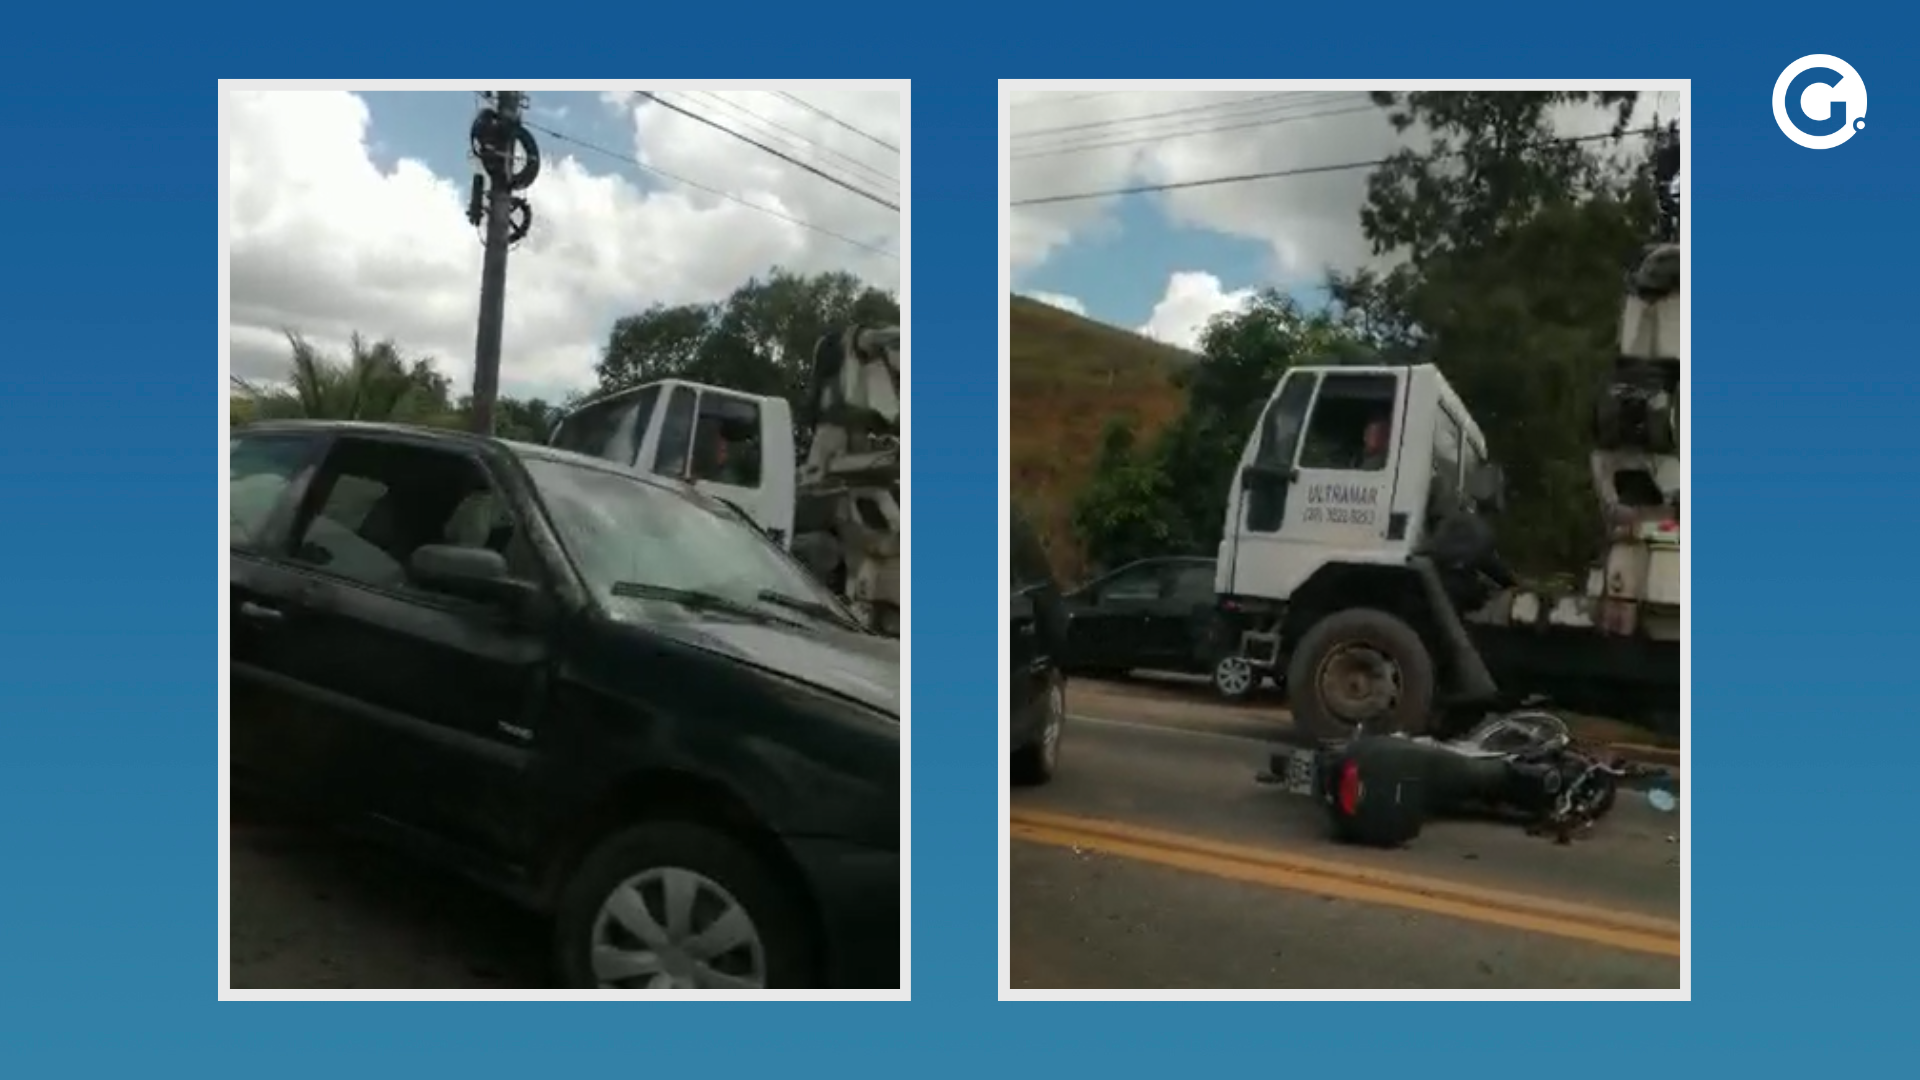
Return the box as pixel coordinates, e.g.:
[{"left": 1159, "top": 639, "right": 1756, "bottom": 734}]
[
  {"left": 1219, "top": 363, "right": 1486, "bottom": 603},
  {"left": 549, "top": 379, "right": 798, "bottom": 546}
]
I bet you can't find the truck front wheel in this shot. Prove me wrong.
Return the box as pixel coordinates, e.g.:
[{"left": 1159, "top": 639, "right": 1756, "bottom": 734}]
[{"left": 1286, "top": 608, "right": 1435, "bottom": 741}]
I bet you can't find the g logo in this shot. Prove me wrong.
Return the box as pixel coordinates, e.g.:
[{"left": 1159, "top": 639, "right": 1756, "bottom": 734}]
[{"left": 1773, "top": 55, "right": 1867, "bottom": 149}]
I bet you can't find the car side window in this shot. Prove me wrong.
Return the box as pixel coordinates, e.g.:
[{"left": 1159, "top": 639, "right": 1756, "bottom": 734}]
[
  {"left": 1170, "top": 563, "right": 1216, "bottom": 602},
  {"left": 289, "top": 438, "right": 527, "bottom": 597},
  {"left": 231, "top": 433, "right": 322, "bottom": 549},
  {"left": 1100, "top": 564, "right": 1165, "bottom": 602}
]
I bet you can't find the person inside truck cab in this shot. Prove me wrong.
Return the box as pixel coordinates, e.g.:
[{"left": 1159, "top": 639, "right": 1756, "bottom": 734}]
[
  {"left": 1360, "top": 416, "right": 1391, "bottom": 470},
  {"left": 692, "top": 415, "right": 760, "bottom": 487}
]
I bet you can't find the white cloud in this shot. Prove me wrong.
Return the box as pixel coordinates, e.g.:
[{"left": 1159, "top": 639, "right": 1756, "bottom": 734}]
[
  {"left": 1027, "top": 291, "right": 1086, "bottom": 316},
  {"left": 230, "top": 88, "right": 900, "bottom": 402},
  {"left": 1010, "top": 89, "right": 1678, "bottom": 284},
  {"left": 1137, "top": 271, "right": 1254, "bottom": 350}
]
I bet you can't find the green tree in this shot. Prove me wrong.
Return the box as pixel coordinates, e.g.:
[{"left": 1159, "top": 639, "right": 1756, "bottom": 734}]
[
  {"left": 233, "top": 332, "right": 452, "bottom": 424},
  {"left": 1070, "top": 420, "right": 1184, "bottom": 573},
  {"left": 1072, "top": 293, "right": 1375, "bottom": 567},
  {"left": 1327, "top": 90, "right": 1663, "bottom": 571},
  {"left": 595, "top": 267, "right": 899, "bottom": 420}
]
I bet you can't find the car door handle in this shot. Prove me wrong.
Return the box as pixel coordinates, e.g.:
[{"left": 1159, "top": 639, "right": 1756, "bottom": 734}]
[{"left": 239, "top": 601, "right": 284, "bottom": 623}]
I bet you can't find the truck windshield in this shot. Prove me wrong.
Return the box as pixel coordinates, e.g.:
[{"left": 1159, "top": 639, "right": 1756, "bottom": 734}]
[{"left": 521, "top": 455, "right": 851, "bottom": 626}]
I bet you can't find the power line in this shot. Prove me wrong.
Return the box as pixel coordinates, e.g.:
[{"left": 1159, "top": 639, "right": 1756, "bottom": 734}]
[
  {"left": 688, "top": 90, "right": 897, "bottom": 188},
  {"left": 775, "top": 91, "right": 900, "bottom": 154},
  {"left": 1012, "top": 101, "right": 1377, "bottom": 160},
  {"left": 1012, "top": 92, "right": 1357, "bottom": 141},
  {"left": 1011, "top": 126, "right": 1659, "bottom": 207},
  {"left": 1011, "top": 90, "right": 1125, "bottom": 112},
  {"left": 639, "top": 91, "right": 899, "bottom": 212},
  {"left": 523, "top": 120, "right": 896, "bottom": 259}
]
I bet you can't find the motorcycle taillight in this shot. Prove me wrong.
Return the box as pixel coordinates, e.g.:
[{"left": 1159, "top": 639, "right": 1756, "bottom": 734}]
[{"left": 1338, "top": 759, "right": 1362, "bottom": 815}]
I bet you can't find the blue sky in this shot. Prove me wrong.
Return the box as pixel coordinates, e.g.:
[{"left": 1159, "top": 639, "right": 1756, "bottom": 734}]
[
  {"left": 1007, "top": 89, "right": 1678, "bottom": 350},
  {"left": 359, "top": 91, "right": 656, "bottom": 197}
]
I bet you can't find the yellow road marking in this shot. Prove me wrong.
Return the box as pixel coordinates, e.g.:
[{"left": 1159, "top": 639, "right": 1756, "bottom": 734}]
[{"left": 1011, "top": 808, "right": 1681, "bottom": 959}]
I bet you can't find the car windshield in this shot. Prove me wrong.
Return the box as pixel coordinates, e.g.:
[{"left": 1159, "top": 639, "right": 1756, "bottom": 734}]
[{"left": 520, "top": 454, "right": 854, "bottom": 627}]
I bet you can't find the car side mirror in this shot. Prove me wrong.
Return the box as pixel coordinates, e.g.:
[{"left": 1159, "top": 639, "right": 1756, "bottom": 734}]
[{"left": 410, "top": 544, "right": 540, "bottom": 614}]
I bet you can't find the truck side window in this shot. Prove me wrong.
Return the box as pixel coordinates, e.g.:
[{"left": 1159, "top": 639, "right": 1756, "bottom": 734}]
[
  {"left": 231, "top": 434, "right": 322, "bottom": 549},
  {"left": 1254, "top": 372, "right": 1318, "bottom": 468},
  {"left": 1298, "top": 372, "right": 1397, "bottom": 472},
  {"left": 552, "top": 393, "right": 642, "bottom": 463},
  {"left": 1247, "top": 372, "right": 1318, "bottom": 532},
  {"left": 690, "top": 392, "right": 763, "bottom": 488},
  {"left": 652, "top": 386, "right": 698, "bottom": 479}
]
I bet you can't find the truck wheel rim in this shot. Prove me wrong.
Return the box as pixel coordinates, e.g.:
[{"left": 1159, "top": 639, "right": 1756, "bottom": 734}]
[
  {"left": 1216, "top": 657, "right": 1253, "bottom": 695},
  {"left": 590, "top": 867, "right": 767, "bottom": 989},
  {"left": 1316, "top": 644, "right": 1401, "bottom": 724}
]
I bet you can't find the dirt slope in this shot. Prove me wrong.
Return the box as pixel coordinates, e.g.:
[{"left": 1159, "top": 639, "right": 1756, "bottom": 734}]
[{"left": 1010, "top": 295, "right": 1193, "bottom": 582}]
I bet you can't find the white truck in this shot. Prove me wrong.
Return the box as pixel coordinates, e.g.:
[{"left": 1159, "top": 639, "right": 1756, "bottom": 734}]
[
  {"left": 1211, "top": 240, "right": 1681, "bottom": 740},
  {"left": 547, "top": 325, "right": 901, "bottom": 636}
]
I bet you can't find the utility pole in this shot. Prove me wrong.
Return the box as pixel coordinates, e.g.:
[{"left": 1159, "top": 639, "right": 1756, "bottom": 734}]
[{"left": 466, "top": 91, "right": 540, "bottom": 435}]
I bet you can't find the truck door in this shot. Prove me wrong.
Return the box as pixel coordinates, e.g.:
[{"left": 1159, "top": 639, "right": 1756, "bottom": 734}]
[
  {"left": 642, "top": 385, "right": 796, "bottom": 547},
  {"left": 1225, "top": 369, "right": 1407, "bottom": 600}
]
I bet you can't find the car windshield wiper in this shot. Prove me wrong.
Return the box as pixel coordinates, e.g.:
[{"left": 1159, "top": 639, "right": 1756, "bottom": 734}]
[
  {"left": 755, "top": 589, "right": 865, "bottom": 631},
  {"left": 609, "top": 582, "right": 804, "bottom": 628}
]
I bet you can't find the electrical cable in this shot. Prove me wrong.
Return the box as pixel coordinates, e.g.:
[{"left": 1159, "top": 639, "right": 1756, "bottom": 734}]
[
  {"left": 1012, "top": 101, "right": 1377, "bottom": 160},
  {"left": 687, "top": 90, "right": 897, "bottom": 187},
  {"left": 1012, "top": 126, "right": 1660, "bottom": 207},
  {"left": 522, "top": 120, "right": 896, "bottom": 260},
  {"left": 774, "top": 90, "right": 901, "bottom": 153},
  {"left": 638, "top": 91, "right": 899, "bottom": 212}
]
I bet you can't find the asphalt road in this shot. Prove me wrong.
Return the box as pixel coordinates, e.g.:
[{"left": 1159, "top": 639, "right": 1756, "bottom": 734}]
[
  {"left": 229, "top": 794, "right": 552, "bottom": 989},
  {"left": 1009, "top": 691, "right": 1683, "bottom": 990}
]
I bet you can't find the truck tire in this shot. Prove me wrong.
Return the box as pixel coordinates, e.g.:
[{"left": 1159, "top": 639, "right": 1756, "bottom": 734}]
[{"left": 1286, "top": 608, "right": 1435, "bottom": 741}]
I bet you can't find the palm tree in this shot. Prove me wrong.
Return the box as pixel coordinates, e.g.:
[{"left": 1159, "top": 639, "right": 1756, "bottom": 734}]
[{"left": 233, "top": 332, "right": 449, "bottom": 424}]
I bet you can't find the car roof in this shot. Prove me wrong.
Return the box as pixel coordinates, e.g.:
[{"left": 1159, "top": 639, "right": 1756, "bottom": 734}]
[{"left": 236, "top": 419, "right": 702, "bottom": 500}]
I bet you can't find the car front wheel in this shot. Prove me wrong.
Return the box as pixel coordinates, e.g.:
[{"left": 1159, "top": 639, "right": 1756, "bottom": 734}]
[
  {"left": 1012, "top": 673, "right": 1066, "bottom": 786},
  {"left": 555, "top": 822, "right": 814, "bottom": 989}
]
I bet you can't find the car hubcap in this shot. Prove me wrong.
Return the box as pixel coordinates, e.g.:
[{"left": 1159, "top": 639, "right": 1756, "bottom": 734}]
[
  {"left": 1216, "top": 657, "right": 1253, "bottom": 695},
  {"left": 590, "top": 867, "right": 767, "bottom": 989},
  {"left": 1315, "top": 644, "right": 1402, "bottom": 725}
]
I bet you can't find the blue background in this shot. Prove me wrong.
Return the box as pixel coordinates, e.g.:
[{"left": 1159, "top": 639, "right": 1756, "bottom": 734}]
[{"left": 0, "top": 3, "right": 1912, "bottom": 1071}]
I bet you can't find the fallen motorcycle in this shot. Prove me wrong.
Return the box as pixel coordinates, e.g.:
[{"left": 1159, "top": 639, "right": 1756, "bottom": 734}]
[{"left": 1259, "top": 710, "right": 1679, "bottom": 848}]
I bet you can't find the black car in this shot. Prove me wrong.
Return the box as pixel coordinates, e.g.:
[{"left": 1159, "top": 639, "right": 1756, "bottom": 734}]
[
  {"left": 230, "top": 421, "right": 898, "bottom": 989},
  {"left": 1060, "top": 556, "right": 1265, "bottom": 700},
  {"left": 1010, "top": 509, "right": 1067, "bottom": 784}
]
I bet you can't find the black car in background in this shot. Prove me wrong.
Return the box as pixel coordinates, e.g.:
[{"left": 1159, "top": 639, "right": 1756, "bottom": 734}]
[
  {"left": 1060, "top": 556, "right": 1268, "bottom": 701},
  {"left": 230, "top": 421, "right": 899, "bottom": 989},
  {"left": 1010, "top": 509, "right": 1068, "bottom": 785}
]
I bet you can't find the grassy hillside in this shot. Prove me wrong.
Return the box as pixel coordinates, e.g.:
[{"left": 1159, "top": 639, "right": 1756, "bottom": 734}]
[{"left": 1010, "top": 295, "right": 1194, "bottom": 583}]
